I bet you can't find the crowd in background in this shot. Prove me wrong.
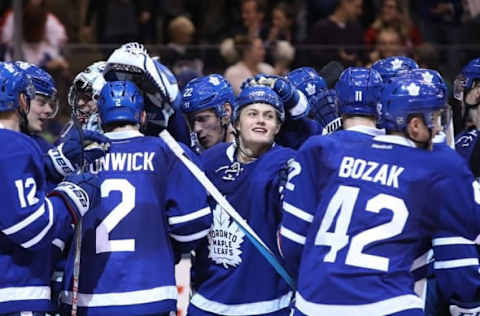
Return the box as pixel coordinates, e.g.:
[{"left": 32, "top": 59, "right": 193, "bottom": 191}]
[{"left": 0, "top": 0, "right": 478, "bottom": 139}]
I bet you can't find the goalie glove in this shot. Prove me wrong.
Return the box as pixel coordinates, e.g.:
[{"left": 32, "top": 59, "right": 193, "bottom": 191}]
[
  {"left": 46, "top": 121, "right": 110, "bottom": 179},
  {"left": 104, "top": 43, "right": 181, "bottom": 122},
  {"left": 48, "top": 173, "right": 100, "bottom": 224}
]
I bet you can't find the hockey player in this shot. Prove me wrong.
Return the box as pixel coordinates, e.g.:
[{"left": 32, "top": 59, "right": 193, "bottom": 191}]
[
  {"left": 59, "top": 80, "right": 211, "bottom": 316},
  {"left": 334, "top": 67, "right": 385, "bottom": 140},
  {"left": 181, "top": 74, "right": 236, "bottom": 152},
  {"left": 281, "top": 76, "right": 480, "bottom": 315},
  {"left": 15, "top": 62, "right": 59, "bottom": 153},
  {"left": 103, "top": 43, "right": 189, "bottom": 143},
  {"left": 286, "top": 66, "right": 341, "bottom": 136},
  {"left": 67, "top": 61, "right": 106, "bottom": 132},
  {"left": 188, "top": 85, "right": 294, "bottom": 315},
  {"left": 0, "top": 61, "right": 102, "bottom": 315},
  {"left": 454, "top": 57, "right": 480, "bottom": 178},
  {"left": 371, "top": 55, "right": 419, "bottom": 81}
]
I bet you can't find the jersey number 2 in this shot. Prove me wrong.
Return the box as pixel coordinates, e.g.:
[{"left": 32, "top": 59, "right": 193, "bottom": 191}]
[
  {"left": 96, "top": 179, "right": 136, "bottom": 254},
  {"left": 314, "top": 185, "right": 409, "bottom": 272}
]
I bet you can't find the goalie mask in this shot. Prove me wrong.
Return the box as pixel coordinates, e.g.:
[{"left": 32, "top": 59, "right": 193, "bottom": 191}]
[{"left": 68, "top": 61, "right": 106, "bottom": 125}]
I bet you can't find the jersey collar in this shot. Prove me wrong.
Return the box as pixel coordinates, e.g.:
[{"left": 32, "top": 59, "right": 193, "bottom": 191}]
[
  {"left": 346, "top": 125, "right": 385, "bottom": 136},
  {"left": 373, "top": 135, "right": 416, "bottom": 148},
  {"left": 105, "top": 130, "right": 143, "bottom": 140}
]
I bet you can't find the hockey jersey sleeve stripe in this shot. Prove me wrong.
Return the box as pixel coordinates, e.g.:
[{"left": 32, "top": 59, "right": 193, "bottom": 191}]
[
  {"left": 168, "top": 207, "right": 211, "bottom": 225},
  {"left": 434, "top": 258, "right": 479, "bottom": 269},
  {"left": 21, "top": 198, "right": 54, "bottom": 248},
  {"left": 52, "top": 238, "right": 65, "bottom": 252},
  {"left": 0, "top": 286, "right": 50, "bottom": 303},
  {"left": 190, "top": 291, "right": 292, "bottom": 315},
  {"left": 295, "top": 292, "right": 424, "bottom": 315},
  {"left": 433, "top": 237, "right": 475, "bottom": 246},
  {"left": 2, "top": 202, "right": 47, "bottom": 235},
  {"left": 170, "top": 228, "right": 209, "bottom": 242},
  {"left": 283, "top": 202, "right": 314, "bottom": 223},
  {"left": 61, "top": 285, "right": 178, "bottom": 307},
  {"left": 280, "top": 226, "right": 306, "bottom": 245}
]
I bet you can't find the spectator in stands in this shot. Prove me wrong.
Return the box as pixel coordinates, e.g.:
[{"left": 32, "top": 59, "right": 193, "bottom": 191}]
[
  {"left": 367, "top": 28, "right": 406, "bottom": 65},
  {"left": 224, "top": 35, "right": 274, "bottom": 95},
  {"left": 364, "top": 0, "right": 422, "bottom": 52},
  {"left": 161, "top": 15, "right": 203, "bottom": 74},
  {"left": 82, "top": 0, "right": 154, "bottom": 56},
  {"left": 0, "top": 0, "right": 69, "bottom": 75},
  {"left": 267, "top": 2, "right": 296, "bottom": 45},
  {"left": 307, "top": 0, "right": 365, "bottom": 69},
  {"left": 272, "top": 40, "right": 295, "bottom": 76},
  {"left": 232, "top": 0, "right": 269, "bottom": 41}
]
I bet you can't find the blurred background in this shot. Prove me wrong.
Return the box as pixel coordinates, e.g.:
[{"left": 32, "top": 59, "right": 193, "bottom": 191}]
[{"left": 2, "top": 0, "right": 479, "bottom": 138}]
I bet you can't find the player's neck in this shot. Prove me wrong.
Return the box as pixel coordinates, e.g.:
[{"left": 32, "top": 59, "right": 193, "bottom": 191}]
[
  {"left": 236, "top": 138, "right": 272, "bottom": 164},
  {"left": 343, "top": 116, "right": 376, "bottom": 129},
  {"left": 0, "top": 112, "right": 20, "bottom": 132},
  {"left": 105, "top": 125, "right": 139, "bottom": 133}
]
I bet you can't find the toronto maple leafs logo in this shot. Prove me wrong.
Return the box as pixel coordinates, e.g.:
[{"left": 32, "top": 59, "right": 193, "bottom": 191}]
[
  {"left": 406, "top": 82, "right": 420, "bottom": 96},
  {"left": 421, "top": 72, "right": 434, "bottom": 84},
  {"left": 209, "top": 76, "right": 220, "bottom": 86},
  {"left": 391, "top": 58, "right": 403, "bottom": 70},
  {"left": 305, "top": 83, "right": 316, "bottom": 96},
  {"left": 215, "top": 162, "right": 244, "bottom": 181},
  {"left": 208, "top": 204, "right": 245, "bottom": 268}
]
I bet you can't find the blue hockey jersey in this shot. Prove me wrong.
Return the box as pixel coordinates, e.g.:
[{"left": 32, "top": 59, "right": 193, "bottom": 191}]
[
  {"left": 281, "top": 134, "right": 480, "bottom": 316},
  {"left": 455, "top": 128, "right": 480, "bottom": 178},
  {"left": 0, "top": 128, "right": 76, "bottom": 313},
  {"left": 189, "top": 142, "right": 294, "bottom": 316},
  {"left": 59, "top": 130, "right": 211, "bottom": 316}
]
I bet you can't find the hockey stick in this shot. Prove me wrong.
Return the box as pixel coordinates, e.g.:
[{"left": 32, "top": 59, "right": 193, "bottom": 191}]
[
  {"left": 159, "top": 130, "right": 296, "bottom": 290},
  {"left": 70, "top": 116, "right": 84, "bottom": 316}
]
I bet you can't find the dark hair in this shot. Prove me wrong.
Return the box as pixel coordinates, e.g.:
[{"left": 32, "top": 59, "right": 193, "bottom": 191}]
[
  {"left": 234, "top": 35, "right": 256, "bottom": 59},
  {"left": 273, "top": 2, "right": 294, "bottom": 22},
  {"left": 23, "top": 0, "right": 47, "bottom": 43},
  {"left": 242, "top": 0, "right": 267, "bottom": 15}
]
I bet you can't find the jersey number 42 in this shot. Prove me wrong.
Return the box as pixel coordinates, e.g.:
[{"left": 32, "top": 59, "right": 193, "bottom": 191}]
[{"left": 314, "top": 185, "right": 409, "bottom": 272}]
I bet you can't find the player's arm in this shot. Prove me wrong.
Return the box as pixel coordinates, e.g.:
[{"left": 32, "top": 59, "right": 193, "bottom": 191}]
[
  {"left": 279, "top": 139, "right": 325, "bottom": 274},
  {"left": 0, "top": 146, "right": 96, "bottom": 250},
  {"left": 165, "top": 144, "right": 212, "bottom": 254},
  {"left": 429, "top": 168, "right": 480, "bottom": 310}
]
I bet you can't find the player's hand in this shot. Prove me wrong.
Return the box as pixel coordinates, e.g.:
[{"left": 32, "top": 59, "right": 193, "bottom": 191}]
[
  {"left": 49, "top": 172, "right": 100, "bottom": 224},
  {"left": 47, "top": 121, "right": 110, "bottom": 178},
  {"left": 309, "top": 89, "right": 341, "bottom": 133}
]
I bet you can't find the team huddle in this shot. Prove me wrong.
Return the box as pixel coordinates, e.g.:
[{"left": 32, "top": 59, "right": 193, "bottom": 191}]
[{"left": 1, "top": 42, "right": 480, "bottom": 316}]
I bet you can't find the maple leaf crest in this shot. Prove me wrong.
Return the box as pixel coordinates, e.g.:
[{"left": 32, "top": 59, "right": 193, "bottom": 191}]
[{"left": 208, "top": 203, "right": 245, "bottom": 269}]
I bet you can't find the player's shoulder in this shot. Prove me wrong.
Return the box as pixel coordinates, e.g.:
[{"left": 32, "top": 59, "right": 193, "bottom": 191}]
[
  {"left": 455, "top": 128, "right": 479, "bottom": 149},
  {"left": 0, "top": 129, "right": 42, "bottom": 158},
  {"left": 432, "top": 143, "right": 472, "bottom": 178},
  {"left": 200, "top": 142, "right": 231, "bottom": 168}
]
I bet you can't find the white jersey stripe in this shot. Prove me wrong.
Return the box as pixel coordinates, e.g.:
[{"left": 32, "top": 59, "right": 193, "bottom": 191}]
[
  {"left": 280, "top": 226, "right": 306, "bottom": 245},
  {"left": 2, "top": 203, "right": 45, "bottom": 235},
  {"left": 22, "top": 198, "right": 53, "bottom": 248},
  {"left": 432, "top": 236, "right": 475, "bottom": 246},
  {"left": 191, "top": 291, "right": 292, "bottom": 315},
  {"left": 168, "top": 207, "right": 211, "bottom": 225},
  {"left": 434, "top": 258, "right": 479, "bottom": 269},
  {"left": 283, "top": 202, "right": 314, "bottom": 223},
  {"left": 170, "top": 229, "right": 209, "bottom": 242},
  {"left": 61, "top": 285, "right": 178, "bottom": 307},
  {"left": 0, "top": 286, "right": 50, "bottom": 303},
  {"left": 295, "top": 292, "right": 424, "bottom": 316}
]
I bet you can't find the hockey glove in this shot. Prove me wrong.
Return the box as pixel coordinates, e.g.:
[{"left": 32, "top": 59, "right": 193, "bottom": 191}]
[
  {"left": 48, "top": 172, "right": 100, "bottom": 224},
  {"left": 244, "top": 74, "right": 310, "bottom": 119},
  {"left": 46, "top": 121, "right": 110, "bottom": 179},
  {"left": 309, "top": 89, "right": 342, "bottom": 134}
]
